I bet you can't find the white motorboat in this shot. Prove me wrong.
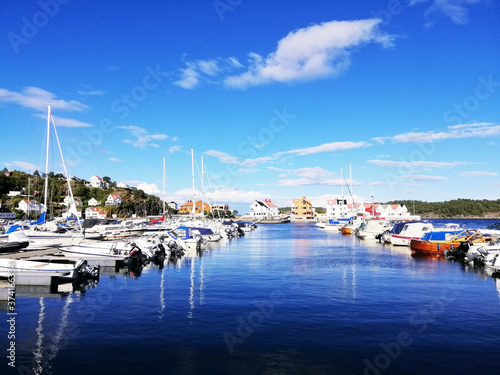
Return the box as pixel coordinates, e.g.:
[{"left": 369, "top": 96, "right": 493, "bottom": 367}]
[
  {"left": 0, "top": 230, "right": 29, "bottom": 252},
  {"left": 356, "top": 219, "right": 392, "bottom": 240},
  {"left": 0, "top": 258, "right": 97, "bottom": 286},
  {"left": 390, "top": 221, "right": 434, "bottom": 246}
]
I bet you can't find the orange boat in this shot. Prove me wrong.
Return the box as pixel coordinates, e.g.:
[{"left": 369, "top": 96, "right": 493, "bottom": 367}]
[{"left": 410, "top": 229, "right": 490, "bottom": 255}]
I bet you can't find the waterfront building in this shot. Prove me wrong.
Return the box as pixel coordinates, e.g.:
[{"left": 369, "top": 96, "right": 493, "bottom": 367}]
[
  {"left": 85, "top": 206, "right": 107, "bottom": 219},
  {"left": 178, "top": 200, "right": 211, "bottom": 215},
  {"left": 291, "top": 196, "right": 316, "bottom": 221},
  {"left": 105, "top": 194, "right": 123, "bottom": 206},
  {"left": 249, "top": 199, "right": 279, "bottom": 218}
]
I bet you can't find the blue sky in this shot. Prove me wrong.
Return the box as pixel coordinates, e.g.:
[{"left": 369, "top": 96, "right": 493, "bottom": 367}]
[{"left": 1, "top": 0, "right": 499, "bottom": 213}]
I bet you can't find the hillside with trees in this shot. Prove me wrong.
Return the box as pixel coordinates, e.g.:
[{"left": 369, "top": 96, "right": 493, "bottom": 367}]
[
  {"left": 0, "top": 169, "right": 170, "bottom": 219},
  {"left": 384, "top": 199, "right": 500, "bottom": 218}
]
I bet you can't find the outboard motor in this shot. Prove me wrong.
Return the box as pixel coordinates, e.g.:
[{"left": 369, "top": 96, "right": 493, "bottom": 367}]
[
  {"left": 130, "top": 246, "right": 149, "bottom": 266},
  {"left": 75, "top": 259, "right": 100, "bottom": 279},
  {"left": 153, "top": 243, "right": 167, "bottom": 259}
]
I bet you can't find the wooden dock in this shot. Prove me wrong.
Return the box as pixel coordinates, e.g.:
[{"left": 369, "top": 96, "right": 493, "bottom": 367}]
[{"left": 0, "top": 248, "right": 61, "bottom": 259}]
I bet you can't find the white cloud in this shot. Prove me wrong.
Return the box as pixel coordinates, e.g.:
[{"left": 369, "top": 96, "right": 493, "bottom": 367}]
[
  {"left": 204, "top": 150, "right": 239, "bottom": 164},
  {"left": 173, "top": 58, "right": 241, "bottom": 89},
  {"left": 125, "top": 181, "right": 160, "bottom": 195},
  {"left": 34, "top": 113, "right": 94, "bottom": 128},
  {"left": 224, "top": 19, "right": 394, "bottom": 88},
  {"left": 375, "top": 122, "right": 500, "bottom": 143},
  {"left": 169, "top": 145, "right": 181, "bottom": 154},
  {"left": 77, "top": 90, "right": 105, "bottom": 96},
  {"left": 118, "top": 126, "right": 168, "bottom": 148},
  {"left": 173, "top": 67, "right": 200, "bottom": 89},
  {"left": 275, "top": 167, "right": 358, "bottom": 187},
  {"left": 409, "top": 0, "right": 484, "bottom": 26},
  {"left": 368, "top": 159, "right": 469, "bottom": 168},
  {"left": 12, "top": 161, "right": 39, "bottom": 172},
  {"left": 279, "top": 141, "right": 370, "bottom": 156},
  {"left": 173, "top": 19, "right": 393, "bottom": 90},
  {"left": 459, "top": 171, "right": 498, "bottom": 177},
  {"left": 401, "top": 175, "right": 448, "bottom": 182},
  {"left": 241, "top": 156, "right": 275, "bottom": 167},
  {"left": 0, "top": 86, "right": 89, "bottom": 111},
  {"left": 109, "top": 157, "right": 121, "bottom": 162}
]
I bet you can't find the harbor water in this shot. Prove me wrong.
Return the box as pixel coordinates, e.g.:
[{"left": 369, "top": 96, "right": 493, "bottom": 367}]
[{"left": 2, "top": 219, "right": 500, "bottom": 375}]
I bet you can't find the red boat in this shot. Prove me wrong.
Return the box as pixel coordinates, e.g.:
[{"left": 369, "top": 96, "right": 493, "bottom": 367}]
[{"left": 410, "top": 229, "right": 489, "bottom": 255}]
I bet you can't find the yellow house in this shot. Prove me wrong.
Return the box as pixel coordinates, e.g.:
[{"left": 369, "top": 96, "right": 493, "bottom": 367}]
[
  {"left": 178, "top": 200, "right": 211, "bottom": 215},
  {"left": 291, "top": 196, "right": 316, "bottom": 221}
]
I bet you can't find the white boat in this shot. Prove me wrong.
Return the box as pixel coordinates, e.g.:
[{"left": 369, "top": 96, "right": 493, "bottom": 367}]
[
  {"left": 164, "top": 226, "right": 208, "bottom": 251},
  {"left": 356, "top": 219, "right": 392, "bottom": 240},
  {"left": 0, "top": 230, "right": 29, "bottom": 252},
  {"left": 0, "top": 258, "right": 96, "bottom": 286},
  {"left": 390, "top": 221, "right": 434, "bottom": 246},
  {"left": 323, "top": 217, "right": 352, "bottom": 231},
  {"left": 464, "top": 241, "right": 500, "bottom": 264}
]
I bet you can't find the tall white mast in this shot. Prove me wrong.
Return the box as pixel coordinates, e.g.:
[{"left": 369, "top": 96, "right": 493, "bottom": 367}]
[
  {"left": 163, "top": 155, "right": 166, "bottom": 216},
  {"left": 349, "top": 164, "right": 353, "bottom": 197},
  {"left": 43, "top": 106, "right": 50, "bottom": 215},
  {"left": 191, "top": 148, "right": 196, "bottom": 217},
  {"left": 51, "top": 112, "right": 82, "bottom": 230},
  {"left": 201, "top": 155, "right": 205, "bottom": 218},
  {"left": 341, "top": 168, "right": 344, "bottom": 198}
]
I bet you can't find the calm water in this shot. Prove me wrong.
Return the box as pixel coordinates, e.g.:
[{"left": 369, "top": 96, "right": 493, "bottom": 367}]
[{"left": 2, "top": 219, "right": 500, "bottom": 375}]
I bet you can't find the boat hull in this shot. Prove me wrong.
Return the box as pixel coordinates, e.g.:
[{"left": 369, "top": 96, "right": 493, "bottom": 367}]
[{"left": 410, "top": 239, "right": 454, "bottom": 255}]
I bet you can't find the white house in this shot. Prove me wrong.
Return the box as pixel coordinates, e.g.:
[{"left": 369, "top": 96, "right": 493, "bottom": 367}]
[
  {"left": 117, "top": 182, "right": 129, "bottom": 189},
  {"left": 88, "top": 197, "right": 100, "bottom": 206},
  {"left": 326, "top": 198, "right": 351, "bottom": 218},
  {"left": 8, "top": 188, "right": 24, "bottom": 197},
  {"left": 85, "top": 206, "right": 107, "bottom": 219},
  {"left": 62, "top": 196, "right": 83, "bottom": 207},
  {"left": 17, "top": 199, "right": 44, "bottom": 214},
  {"left": 168, "top": 201, "right": 178, "bottom": 210},
  {"left": 249, "top": 199, "right": 279, "bottom": 218},
  {"left": 105, "top": 194, "right": 122, "bottom": 206},
  {"left": 211, "top": 204, "right": 229, "bottom": 212},
  {"left": 89, "top": 175, "right": 106, "bottom": 189}
]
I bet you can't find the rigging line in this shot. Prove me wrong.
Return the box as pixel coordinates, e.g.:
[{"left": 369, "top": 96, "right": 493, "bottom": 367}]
[
  {"left": 203, "top": 163, "right": 221, "bottom": 219},
  {"left": 50, "top": 113, "right": 82, "bottom": 231}
]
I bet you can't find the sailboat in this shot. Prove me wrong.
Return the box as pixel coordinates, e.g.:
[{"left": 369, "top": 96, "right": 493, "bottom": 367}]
[{"left": 22, "top": 106, "right": 87, "bottom": 248}]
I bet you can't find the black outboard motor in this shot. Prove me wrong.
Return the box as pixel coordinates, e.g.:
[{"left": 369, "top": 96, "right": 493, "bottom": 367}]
[
  {"left": 130, "top": 246, "right": 149, "bottom": 266},
  {"left": 153, "top": 243, "right": 166, "bottom": 259},
  {"left": 75, "top": 259, "right": 100, "bottom": 279}
]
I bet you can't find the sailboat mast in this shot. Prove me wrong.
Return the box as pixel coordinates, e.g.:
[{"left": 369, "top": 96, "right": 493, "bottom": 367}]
[
  {"left": 201, "top": 155, "right": 205, "bottom": 218},
  {"left": 50, "top": 112, "right": 82, "bottom": 230},
  {"left": 43, "top": 106, "right": 50, "bottom": 215},
  {"left": 163, "top": 155, "right": 166, "bottom": 215},
  {"left": 191, "top": 148, "right": 195, "bottom": 217},
  {"left": 341, "top": 168, "right": 344, "bottom": 198}
]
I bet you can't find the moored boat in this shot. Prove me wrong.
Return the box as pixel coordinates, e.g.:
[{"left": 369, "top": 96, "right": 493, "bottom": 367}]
[
  {"left": 390, "top": 221, "right": 433, "bottom": 246},
  {"left": 410, "top": 229, "right": 490, "bottom": 255}
]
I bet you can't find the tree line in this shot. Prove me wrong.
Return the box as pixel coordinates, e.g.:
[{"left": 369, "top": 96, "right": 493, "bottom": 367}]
[
  {"left": 385, "top": 199, "right": 500, "bottom": 218},
  {"left": 0, "top": 169, "right": 170, "bottom": 219}
]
